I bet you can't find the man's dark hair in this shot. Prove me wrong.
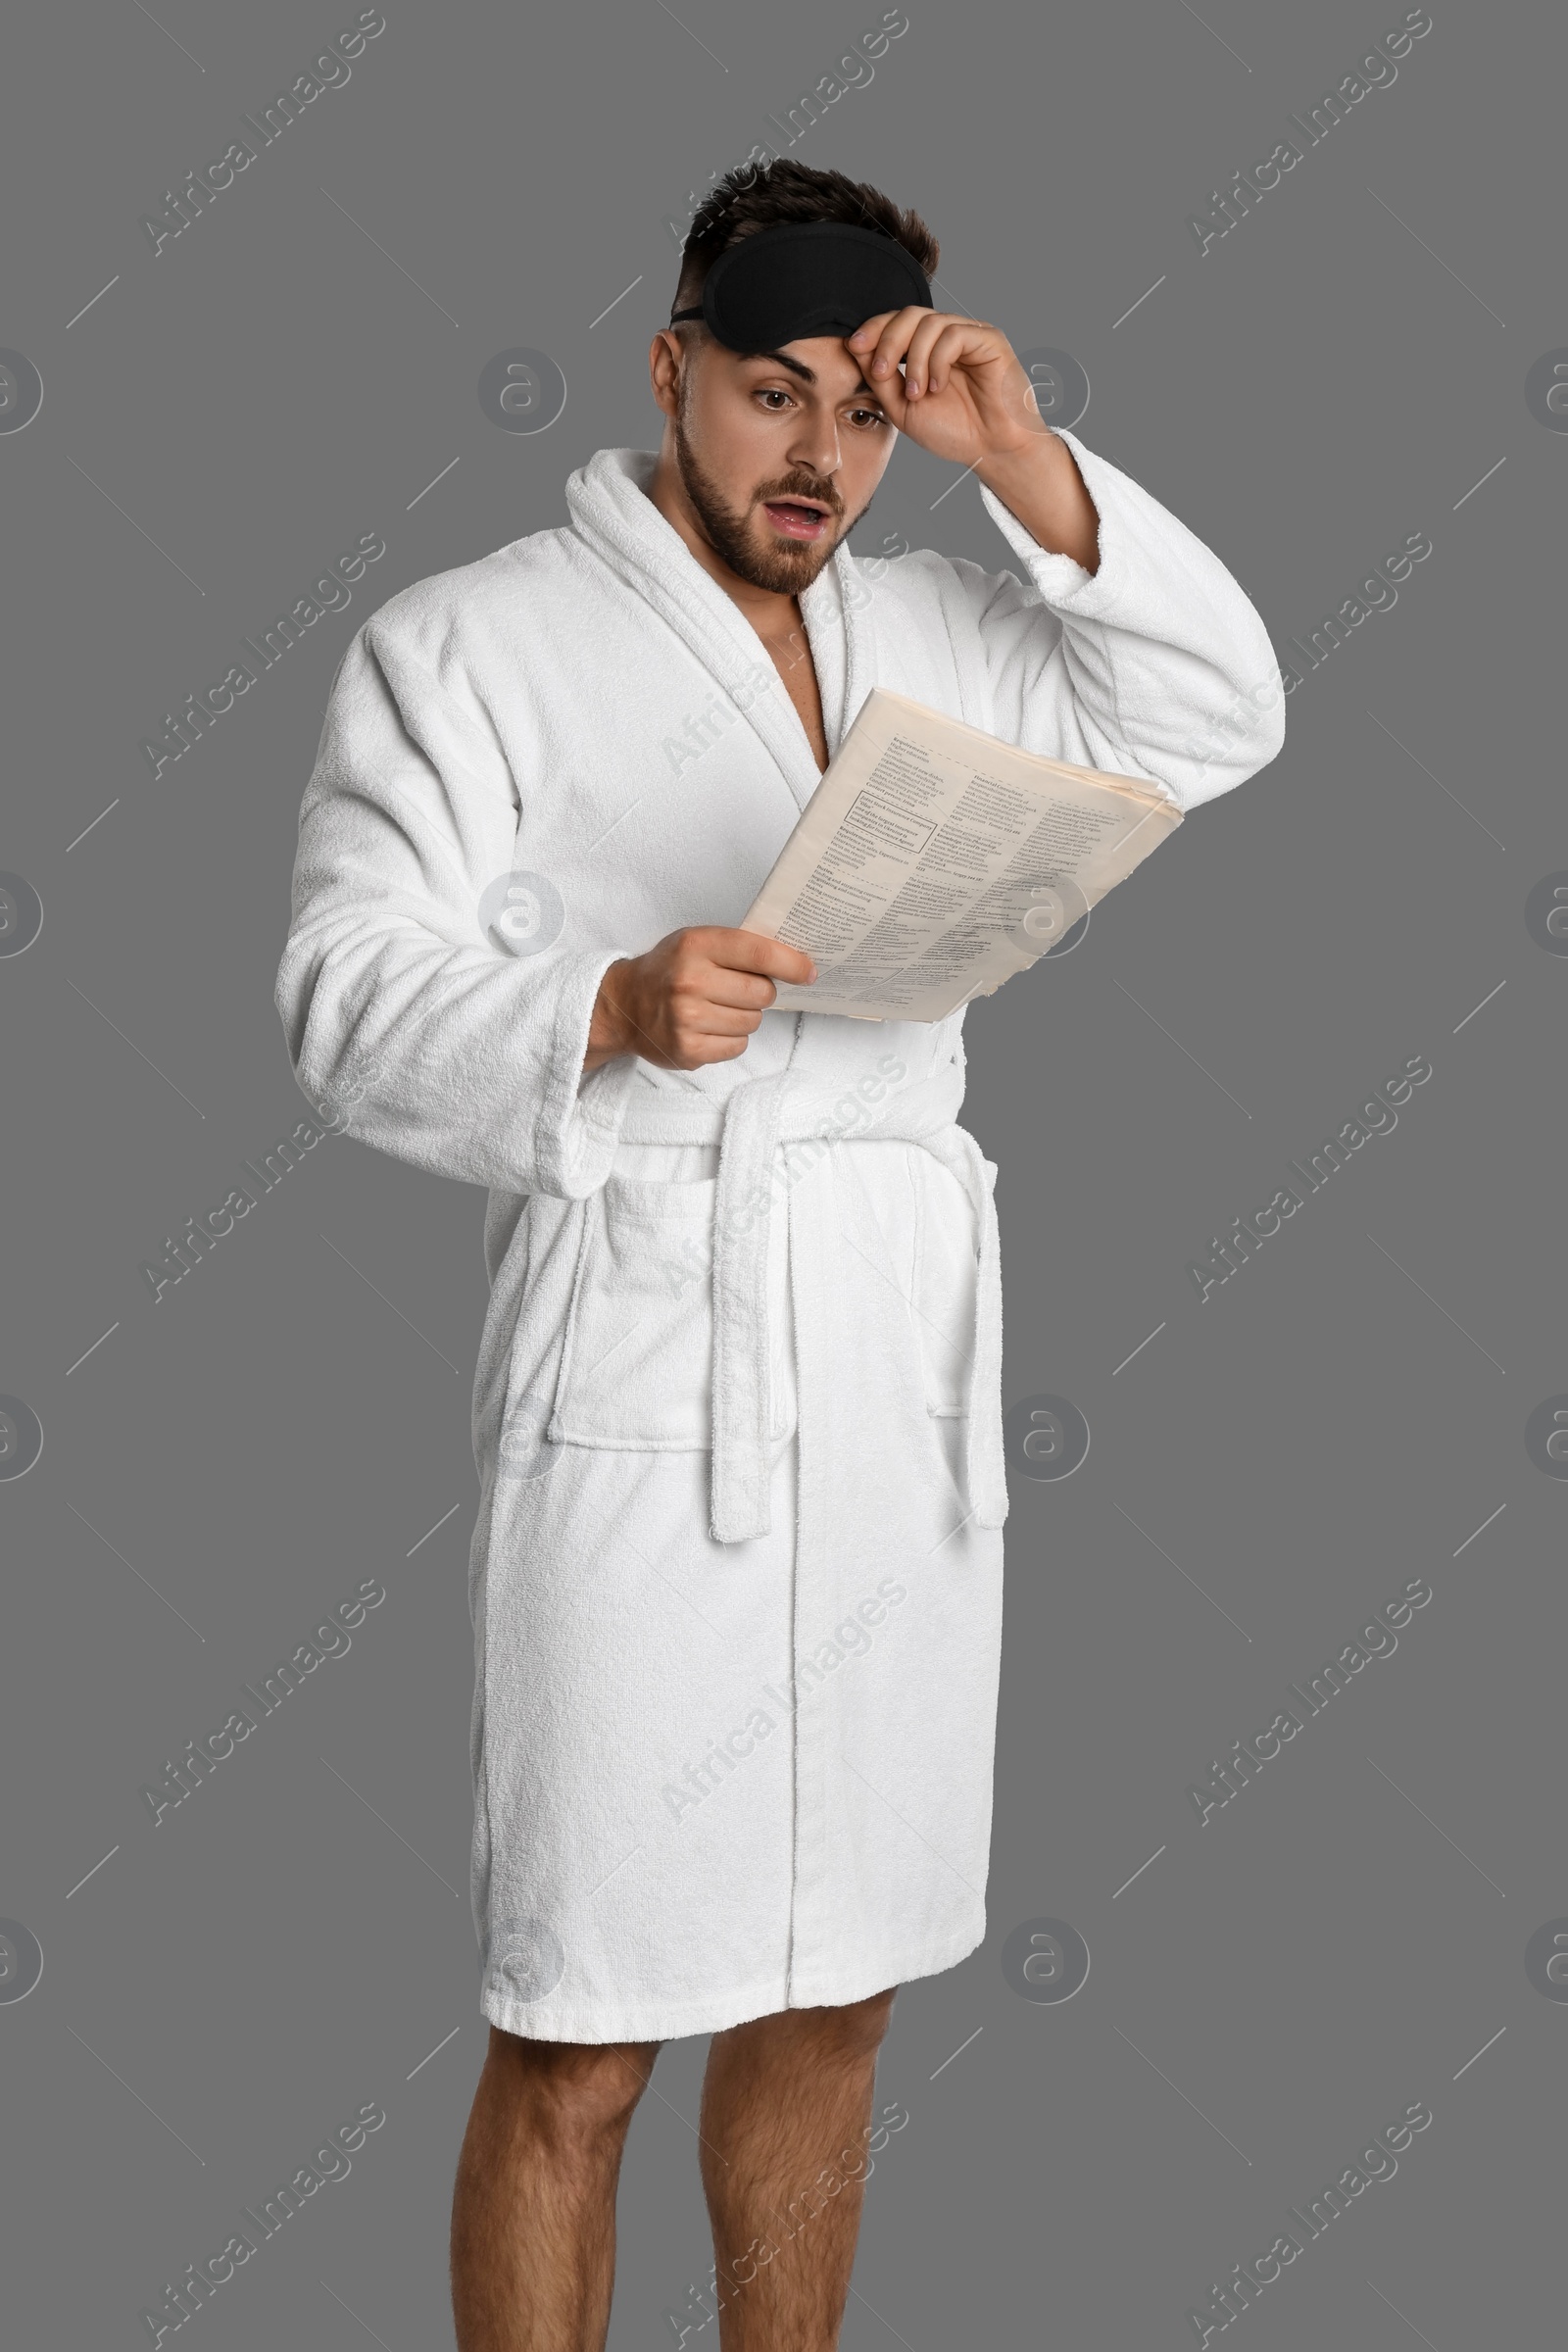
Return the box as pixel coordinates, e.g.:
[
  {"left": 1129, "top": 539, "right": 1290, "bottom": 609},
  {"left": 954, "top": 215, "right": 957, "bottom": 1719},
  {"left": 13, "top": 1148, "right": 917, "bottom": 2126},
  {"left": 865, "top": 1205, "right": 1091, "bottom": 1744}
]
[{"left": 668, "top": 159, "right": 939, "bottom": 336}]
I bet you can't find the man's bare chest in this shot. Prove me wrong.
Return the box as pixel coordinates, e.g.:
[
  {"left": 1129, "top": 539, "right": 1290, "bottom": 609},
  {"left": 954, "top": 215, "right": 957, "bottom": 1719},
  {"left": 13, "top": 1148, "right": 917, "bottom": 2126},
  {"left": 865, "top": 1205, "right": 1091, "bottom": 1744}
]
[{"left": 757, "top": 618, "right": 829, "bottom": 776}]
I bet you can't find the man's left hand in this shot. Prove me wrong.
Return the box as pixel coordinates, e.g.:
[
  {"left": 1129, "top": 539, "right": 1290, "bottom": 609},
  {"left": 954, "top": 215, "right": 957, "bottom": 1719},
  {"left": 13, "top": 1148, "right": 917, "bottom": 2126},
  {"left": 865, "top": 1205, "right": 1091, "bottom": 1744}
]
[
  {"left": 847, "top": 309, "right": 1047, "bottom": 469},
  {"left": 847, "top": 309, "right": 1102, "bottom": 573}
]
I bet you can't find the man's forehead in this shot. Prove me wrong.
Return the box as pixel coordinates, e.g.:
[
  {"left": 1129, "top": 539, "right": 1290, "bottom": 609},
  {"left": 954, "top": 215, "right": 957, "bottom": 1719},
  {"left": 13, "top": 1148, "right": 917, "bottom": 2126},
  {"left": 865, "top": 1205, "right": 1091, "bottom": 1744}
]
[{"left": 732, "top": 332, "right": 884, "bottom": 397}]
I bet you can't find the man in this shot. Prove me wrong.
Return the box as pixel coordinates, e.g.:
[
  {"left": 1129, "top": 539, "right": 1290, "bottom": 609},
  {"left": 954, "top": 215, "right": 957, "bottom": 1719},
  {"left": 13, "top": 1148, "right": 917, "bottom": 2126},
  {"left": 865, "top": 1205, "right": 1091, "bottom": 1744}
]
[{"left": 274, "top": 160, "right": 1284, "bottom": 2350}]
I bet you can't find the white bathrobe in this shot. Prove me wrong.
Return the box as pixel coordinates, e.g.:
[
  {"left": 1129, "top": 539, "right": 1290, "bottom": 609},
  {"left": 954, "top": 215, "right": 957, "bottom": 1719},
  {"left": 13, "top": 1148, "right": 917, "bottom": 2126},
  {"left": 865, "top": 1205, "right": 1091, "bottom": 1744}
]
[{"left": 273, "top": 430, "right": 1284, "bottom": 2042}]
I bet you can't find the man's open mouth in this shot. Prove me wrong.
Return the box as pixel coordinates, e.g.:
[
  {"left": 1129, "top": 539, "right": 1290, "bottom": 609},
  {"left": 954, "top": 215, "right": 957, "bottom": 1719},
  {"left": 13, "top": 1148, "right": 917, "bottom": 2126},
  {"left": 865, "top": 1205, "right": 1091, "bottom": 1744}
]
[{"left": 760, "top": 497, "right": 834, "bottom": 541}]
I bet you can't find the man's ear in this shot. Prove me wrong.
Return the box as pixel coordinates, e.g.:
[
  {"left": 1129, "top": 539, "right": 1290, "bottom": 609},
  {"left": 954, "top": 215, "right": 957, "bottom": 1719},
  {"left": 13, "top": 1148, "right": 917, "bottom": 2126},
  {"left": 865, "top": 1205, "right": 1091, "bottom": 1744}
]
[{"left": 650, "top": 326, "right": 695, "bottom": 419}]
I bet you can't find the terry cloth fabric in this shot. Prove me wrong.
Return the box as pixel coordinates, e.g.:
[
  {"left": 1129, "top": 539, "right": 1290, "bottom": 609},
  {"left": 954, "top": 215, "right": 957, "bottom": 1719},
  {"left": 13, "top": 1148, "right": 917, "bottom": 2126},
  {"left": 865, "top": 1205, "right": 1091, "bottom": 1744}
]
[{"left": 274, "top": 430, "right": 1284, "bottom": 2040}]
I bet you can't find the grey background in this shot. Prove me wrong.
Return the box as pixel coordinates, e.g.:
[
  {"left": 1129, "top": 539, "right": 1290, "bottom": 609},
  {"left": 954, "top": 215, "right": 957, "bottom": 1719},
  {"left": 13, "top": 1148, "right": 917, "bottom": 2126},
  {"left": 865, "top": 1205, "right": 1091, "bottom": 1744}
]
[{"left": 1, "top": 0, "right": 1560, "bottom": 2342}]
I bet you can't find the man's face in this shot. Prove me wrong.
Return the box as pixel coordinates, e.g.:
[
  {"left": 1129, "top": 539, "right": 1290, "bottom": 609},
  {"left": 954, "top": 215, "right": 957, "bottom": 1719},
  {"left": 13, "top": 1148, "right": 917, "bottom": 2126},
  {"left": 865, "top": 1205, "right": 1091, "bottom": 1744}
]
[{"left": 662, "top": 327, "right": 897, "bottom": 595}]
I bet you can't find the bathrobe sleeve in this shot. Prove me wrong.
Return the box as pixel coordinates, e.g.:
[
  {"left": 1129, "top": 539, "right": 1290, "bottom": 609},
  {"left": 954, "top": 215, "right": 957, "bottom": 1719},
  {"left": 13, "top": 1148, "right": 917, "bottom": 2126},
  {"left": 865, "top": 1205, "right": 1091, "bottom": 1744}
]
[
  {"left": 273, "top": 613, "right": 637, "bottom": 1198},
  {"left": 956, "top": 426, "right": 1285, "bottom": 811}
]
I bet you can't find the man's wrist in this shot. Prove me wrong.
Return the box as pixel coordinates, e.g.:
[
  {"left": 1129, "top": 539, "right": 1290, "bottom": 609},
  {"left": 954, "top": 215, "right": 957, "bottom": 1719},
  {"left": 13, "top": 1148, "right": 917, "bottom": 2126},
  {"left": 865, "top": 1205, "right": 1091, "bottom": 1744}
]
[{"left": 973, "top": 426, "right": 1101, "bottom": 575}]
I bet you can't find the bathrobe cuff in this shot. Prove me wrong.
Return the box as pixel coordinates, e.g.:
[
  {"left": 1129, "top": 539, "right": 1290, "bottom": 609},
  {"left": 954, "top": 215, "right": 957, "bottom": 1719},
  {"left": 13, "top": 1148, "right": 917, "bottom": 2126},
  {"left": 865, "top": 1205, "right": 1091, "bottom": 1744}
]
[
  {"left": 552, "top": 949, "right": 641, "bottom": 1191},
  {"left": 290, "top": 934, "right": 640, "bottom": 1202}
]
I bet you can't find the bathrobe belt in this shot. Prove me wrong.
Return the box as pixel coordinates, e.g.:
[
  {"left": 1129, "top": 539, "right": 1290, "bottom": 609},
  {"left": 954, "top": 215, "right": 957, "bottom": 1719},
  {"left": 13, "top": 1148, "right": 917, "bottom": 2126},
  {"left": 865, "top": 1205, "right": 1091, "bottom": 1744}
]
[{"left": 616, "top": 1066, "right": 1006, "bottom": 1544}]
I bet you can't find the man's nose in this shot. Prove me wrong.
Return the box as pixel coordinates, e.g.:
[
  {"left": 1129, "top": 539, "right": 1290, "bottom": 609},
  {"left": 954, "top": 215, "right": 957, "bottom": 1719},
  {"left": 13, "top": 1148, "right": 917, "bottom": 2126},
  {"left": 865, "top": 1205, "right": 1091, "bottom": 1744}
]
[{"left": 787, "top": 423, "right": 842, "bottom": 481}]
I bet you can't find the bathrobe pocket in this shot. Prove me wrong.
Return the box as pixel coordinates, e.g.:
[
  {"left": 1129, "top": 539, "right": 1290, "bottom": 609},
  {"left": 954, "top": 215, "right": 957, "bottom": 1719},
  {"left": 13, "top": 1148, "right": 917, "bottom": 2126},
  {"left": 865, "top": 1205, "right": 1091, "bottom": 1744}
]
[{"left": 550, "top": 1173, "right": 796, "bottom": 1451}]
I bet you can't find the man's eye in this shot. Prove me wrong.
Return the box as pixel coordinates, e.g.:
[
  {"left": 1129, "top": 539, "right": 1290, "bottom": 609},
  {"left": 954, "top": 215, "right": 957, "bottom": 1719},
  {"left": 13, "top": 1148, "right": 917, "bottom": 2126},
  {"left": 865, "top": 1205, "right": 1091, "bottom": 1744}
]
[
  {"left": 759, "top": 389, "right": 792, "bottom": 411},
  {"left": 849, "top": 409, "right": 886, "bottom": 429}
]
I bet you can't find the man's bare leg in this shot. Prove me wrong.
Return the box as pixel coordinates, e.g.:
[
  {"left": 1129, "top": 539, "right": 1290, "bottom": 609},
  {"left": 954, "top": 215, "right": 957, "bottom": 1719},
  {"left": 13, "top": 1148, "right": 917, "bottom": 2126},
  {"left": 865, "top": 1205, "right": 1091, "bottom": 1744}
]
[
  {"left": 450, "top": 2025, "right": 661, "bottom": 2351},
  {"left": 697, "top": 1989, "right": 898, "bottom": 2350}
]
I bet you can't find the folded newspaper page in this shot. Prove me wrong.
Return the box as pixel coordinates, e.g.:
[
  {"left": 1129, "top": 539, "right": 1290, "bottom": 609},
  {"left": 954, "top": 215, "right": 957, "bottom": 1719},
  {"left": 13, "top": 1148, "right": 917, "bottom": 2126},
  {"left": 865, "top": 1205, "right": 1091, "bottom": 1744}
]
[{"left": 742, "top": 688, "right": 1183, "bottom": 1021}]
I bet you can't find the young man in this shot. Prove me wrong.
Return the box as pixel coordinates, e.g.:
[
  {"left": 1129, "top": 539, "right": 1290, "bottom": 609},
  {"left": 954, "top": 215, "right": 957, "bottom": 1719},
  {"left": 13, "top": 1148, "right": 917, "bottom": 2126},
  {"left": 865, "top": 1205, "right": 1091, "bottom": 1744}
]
[{"left": 274, "top": 161, "right": 1284, "bottom": 2350}]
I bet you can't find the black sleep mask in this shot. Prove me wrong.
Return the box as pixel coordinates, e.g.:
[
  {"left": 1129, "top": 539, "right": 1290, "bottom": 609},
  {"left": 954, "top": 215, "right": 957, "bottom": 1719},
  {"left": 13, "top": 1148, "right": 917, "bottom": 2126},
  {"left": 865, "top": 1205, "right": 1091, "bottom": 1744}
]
[{"left": 669, "top": 220, "right": 933, "bottom": 353}]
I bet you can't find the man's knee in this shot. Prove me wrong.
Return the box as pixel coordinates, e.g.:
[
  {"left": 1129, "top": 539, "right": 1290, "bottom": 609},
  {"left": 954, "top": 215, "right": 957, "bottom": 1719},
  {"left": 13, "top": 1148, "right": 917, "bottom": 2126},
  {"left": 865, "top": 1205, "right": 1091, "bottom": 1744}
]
[{"left": 487, "top": 2027, "right": 660, "bottom": 2147}]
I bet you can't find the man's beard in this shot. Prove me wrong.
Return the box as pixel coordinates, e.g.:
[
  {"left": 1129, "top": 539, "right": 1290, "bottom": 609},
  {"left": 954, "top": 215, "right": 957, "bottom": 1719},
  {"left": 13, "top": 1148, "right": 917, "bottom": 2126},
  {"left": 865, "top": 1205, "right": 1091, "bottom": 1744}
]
[{"left": 672, "top": 407, "right": 868, "bottom": 595}]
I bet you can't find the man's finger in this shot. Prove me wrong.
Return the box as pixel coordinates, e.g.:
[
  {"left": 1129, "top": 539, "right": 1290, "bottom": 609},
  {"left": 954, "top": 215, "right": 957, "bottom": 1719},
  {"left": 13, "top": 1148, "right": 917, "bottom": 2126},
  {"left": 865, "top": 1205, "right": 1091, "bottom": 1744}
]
[
  {"left": 849, "top": 304, "right": 934, "bottom": 389},
  {"left": 680, "top": 1003, "right": 767, "bottom": 1038},
  {"left": 695, "top": 969, "right": 789, "bottom": 1012},
  {"left": 700, "top": 928, "right": 817, "bottom": 984}
]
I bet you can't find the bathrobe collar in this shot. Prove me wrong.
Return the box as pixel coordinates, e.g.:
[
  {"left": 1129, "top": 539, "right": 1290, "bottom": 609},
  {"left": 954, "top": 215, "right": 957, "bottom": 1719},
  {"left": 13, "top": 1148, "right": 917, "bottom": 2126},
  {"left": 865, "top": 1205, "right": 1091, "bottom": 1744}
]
[{"left": 564, "top": 446, "right": 873, "bottom": 815}]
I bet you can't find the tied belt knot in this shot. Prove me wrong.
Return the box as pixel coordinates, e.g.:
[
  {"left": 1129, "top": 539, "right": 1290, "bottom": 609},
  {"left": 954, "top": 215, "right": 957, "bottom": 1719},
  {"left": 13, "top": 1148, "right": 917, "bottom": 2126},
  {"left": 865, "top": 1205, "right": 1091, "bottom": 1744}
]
[{"left": 620, "top": 1064, "right": 1006, "bottom": 1544}]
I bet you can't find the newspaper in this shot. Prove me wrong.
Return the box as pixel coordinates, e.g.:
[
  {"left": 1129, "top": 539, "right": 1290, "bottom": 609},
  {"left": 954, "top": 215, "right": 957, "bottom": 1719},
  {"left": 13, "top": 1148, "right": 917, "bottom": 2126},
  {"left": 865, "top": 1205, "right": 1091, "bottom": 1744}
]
[{"left": 741, "top": 688, "right": 1183, "bottom": 1021}]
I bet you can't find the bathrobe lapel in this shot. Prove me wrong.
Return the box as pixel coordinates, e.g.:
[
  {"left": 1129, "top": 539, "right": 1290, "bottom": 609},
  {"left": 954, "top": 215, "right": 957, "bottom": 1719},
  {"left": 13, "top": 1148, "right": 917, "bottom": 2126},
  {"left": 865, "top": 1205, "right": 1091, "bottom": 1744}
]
[{"left": 564, "top": 447, "right": 875, "bottom": 815}]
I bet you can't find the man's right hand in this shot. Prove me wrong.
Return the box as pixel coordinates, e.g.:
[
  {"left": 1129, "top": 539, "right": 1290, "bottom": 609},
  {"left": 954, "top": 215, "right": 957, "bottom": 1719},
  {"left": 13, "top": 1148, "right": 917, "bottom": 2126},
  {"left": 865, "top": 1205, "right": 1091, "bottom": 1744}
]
[{"left": 583, "top": 927, "right": 817, "bottom": 1074}]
